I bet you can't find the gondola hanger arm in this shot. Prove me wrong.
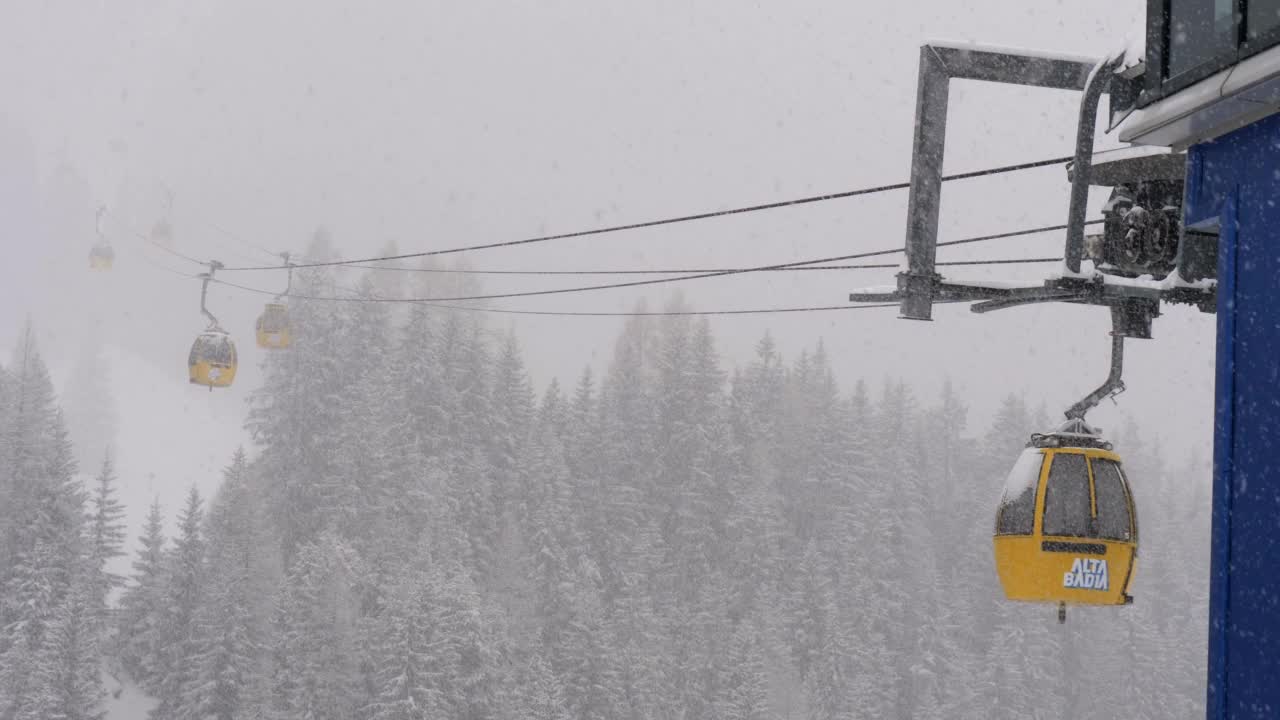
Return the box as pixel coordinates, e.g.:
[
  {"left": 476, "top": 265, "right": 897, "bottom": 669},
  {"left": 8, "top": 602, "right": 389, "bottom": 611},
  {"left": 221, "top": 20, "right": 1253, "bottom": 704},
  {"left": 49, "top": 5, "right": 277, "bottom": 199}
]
[
  {"left": 1064, "top": 319, "right": 1126, "bottom": 422},
  {"left": 278, "top": 252, "right": 293, "bottom": 301},
  {"left": 199, "top": 260, "right": 225, "bottom": 330}
]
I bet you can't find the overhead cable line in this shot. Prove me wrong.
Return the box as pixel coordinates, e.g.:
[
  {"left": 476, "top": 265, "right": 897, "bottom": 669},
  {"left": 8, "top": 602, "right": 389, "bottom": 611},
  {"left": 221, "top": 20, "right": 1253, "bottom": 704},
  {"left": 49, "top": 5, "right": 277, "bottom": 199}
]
[
  {"left": 203, "top": 275, "right": 907, "bottom": 316},
  {"left": 163, "top": 262, "right": 978, "bottom": 317},
  {"left": 430, "top": 298, "right": 973, "bottom": 317},
  {"left": 134, "top": 178, "right": 282, "bottom": 262},
  {"left": 203, "top": 218, "right": 284, "bottom": 262},
  {"left": 195, "top": 275, "right": 973, "bottom": 317},
  {"left": 430, "top": 302, "right": 907, "bottom": 317},
  {"left": 124, "top": 228, "right": 212, "bottom": 268},
  {"left": 99, "top": 206, "right": 210, "bottom": 267},
  {"left": 144, "top": 238, "right": 206, "bottom": 267},
  {"left": 220, "top": 155, "right": 1076, "bottom": 272},
  {"left": 209, "top": 220, "right": 1101, "bottom": 304},
  {"left": 134, "top": 249, "right": 202, "bottom": 279},
  {"left": 339, "top": 256, "right": 1063, "bottom": 275},
  {"left": 101, "top": 202, "right": 282, "bottom": 268},
  {"left": 206, "top": 237, "right": 272, "bottom": 266}
]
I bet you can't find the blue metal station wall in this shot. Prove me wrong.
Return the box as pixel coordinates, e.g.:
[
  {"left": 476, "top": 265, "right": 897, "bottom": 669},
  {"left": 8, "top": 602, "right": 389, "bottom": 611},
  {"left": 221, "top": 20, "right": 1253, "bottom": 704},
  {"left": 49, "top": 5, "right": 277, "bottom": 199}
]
[{"left": 1186, "top": 113, "right": 1280, "bottom": 719}]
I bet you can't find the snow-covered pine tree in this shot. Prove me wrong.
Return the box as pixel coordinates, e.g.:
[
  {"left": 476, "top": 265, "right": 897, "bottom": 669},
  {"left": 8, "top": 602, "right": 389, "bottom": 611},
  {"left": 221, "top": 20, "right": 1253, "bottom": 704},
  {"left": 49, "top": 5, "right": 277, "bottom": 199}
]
[
  {"left": 87, "top": 452, "right": 126, "bottom": 625},
  {"left": 0, "top": 324, "right": 62, "bottom": 580},
  {"left": 489, "top": 331, "right": 535, "bottom": 514},
  {"left": 246, "top": 247, "right": 352, "bottom": 564},
  {"left": 429, "top": 310, "right": 499, "bottom": 579},
  {"left": 538, "top": 378, "right": 568, "bottom": 446},
  {"left": 433, "top": 569, "right": 508, "bottom": 720},
  {"left": 565, "top": 365, "right": 624, "bottom": 609},
  {"left": 713, "top": 617, "right": 771, "bottom": 720},
  {"left": 330, "top": 274, "right": 397, "bottom": 548},
  {"left": 519, "top": 401, "right": 582, "bottom": 653},
  {"left": 784, "top": 540, "right": 833, "bottom": 684},
  {"left": 565, "top": 367, "right": 597, "bottom": 480},
  {"left": 176, "top": 449, "right": 267, "bottom": 720},
  {"left": 391, "top": 296, "right": 445, "bottom": 462},
  {"left": 654, "top": 316, "right": 734, "bottom": 605},
  {"left": 25, "top": 582, "right": 106, "bottom": 720},
  {"left": 594, "top": 306, "right": 659, "bottom": 600},
  {"left": 486, "top": 331, "right": 536, "bottom": 603},
  {"left": 553, "top": 583, "right": 622, "bottom": 720},
  {"left": 0, "top": 334, "right": 90, "bottom": 718},
  {"left": 361, "top": 570, "right": 449, "bottom": 720},
  {"left": 269, "top": 533, "right": 365, "bottom": 720},
  {"left": 725, "top": 335, "right": 788, "bottom": 617},
  {"left": 115, "top": 497, "right": 167, "bottom": 690},
  {"left": 605, "top": 588, "right": 665, "bottom": 719},
  {"left": 149, "top": 487, "right": 205, "bottom": 719},
  {"left": 518, "top": 651, "right": 570, "bottom": 720}
]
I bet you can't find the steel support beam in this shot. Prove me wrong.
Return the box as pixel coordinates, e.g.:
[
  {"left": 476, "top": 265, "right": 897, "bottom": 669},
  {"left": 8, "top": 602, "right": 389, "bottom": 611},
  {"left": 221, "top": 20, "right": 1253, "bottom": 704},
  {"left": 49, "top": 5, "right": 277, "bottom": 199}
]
[
  {"left": 1065, "top": 56, "right": 1124, "bottom": 273},
  {"left": 897, "top": 44, "right": 1098, "bottom": 320}
]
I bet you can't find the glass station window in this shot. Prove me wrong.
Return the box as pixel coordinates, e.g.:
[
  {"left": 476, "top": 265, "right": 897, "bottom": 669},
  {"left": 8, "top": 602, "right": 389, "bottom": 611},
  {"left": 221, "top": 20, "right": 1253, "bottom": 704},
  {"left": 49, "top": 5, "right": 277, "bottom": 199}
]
[
  {"left": 1167, "top": 0, "right": 1238, "bottom": 78},
  {"left": 1150, "top": 0, "right": 1280, "bottom": 103},
  {"left": 1249, "top": 0, "right": 1280, "bottom": 40},
  {"left": 1092, "top": 459, "right": 1134, "bottom": 541},
  {"left": 1042, "top": 453, "right": 1092, "bottom": 537}
]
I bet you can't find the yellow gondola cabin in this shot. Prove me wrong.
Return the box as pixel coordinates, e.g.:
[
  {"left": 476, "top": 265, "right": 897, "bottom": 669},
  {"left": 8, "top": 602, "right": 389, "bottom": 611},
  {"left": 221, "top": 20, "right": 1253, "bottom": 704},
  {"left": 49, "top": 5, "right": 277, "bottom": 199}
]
[
  {"left": 255, "top": 303, "right": 291, "bottom": 349},
  {"left": 89, "top": 243, "right": 114, "bottom": 270},
  {"left": 993, "top": 432, "right": 1137, "bottom": 610},
  {"left": 189, "top": 329, "right": 237, "bottom": 388},
  {"left": 90, "top": 207, "right": 113, "bottom": 270},
  {"left": 151, "top": 219, "right": 174, "bottom": 250}
]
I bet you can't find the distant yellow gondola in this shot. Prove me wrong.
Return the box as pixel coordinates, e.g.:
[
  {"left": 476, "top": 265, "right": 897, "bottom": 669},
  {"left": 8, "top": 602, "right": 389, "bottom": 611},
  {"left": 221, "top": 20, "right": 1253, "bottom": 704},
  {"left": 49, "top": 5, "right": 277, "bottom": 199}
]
[
  {"left": 255, "top": 252, "right": 294, "bottom": 349},
  {"left": 188, "top": 329, "right": 238, "bottom": 388},
  {"left": 89, "top": 243, "right": 114, "bottom": 270},
  {"left": 994, "top": 426, "right": 1137, "bottom": 613},
  {"left": 256, "top": 303, "right": 291, "bottom": 349},
  {"left": 152, "top": 185, "right": 175, "bottom": 249},
  {"left": 189, "top": 260, "right": 237, "bottom": 389},
  {"left": 151, "top": 218, "right": 174, "bottom": 250},
  {"left": 90, "top": 206, "right": 113, "bottom": 270}
]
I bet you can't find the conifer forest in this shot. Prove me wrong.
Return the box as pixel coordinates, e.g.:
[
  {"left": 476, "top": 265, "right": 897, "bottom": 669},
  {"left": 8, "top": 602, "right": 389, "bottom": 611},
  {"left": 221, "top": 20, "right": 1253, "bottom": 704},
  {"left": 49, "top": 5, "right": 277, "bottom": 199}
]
[{"left": 0, "top": 262, "right": 1210, "bottom": 719}]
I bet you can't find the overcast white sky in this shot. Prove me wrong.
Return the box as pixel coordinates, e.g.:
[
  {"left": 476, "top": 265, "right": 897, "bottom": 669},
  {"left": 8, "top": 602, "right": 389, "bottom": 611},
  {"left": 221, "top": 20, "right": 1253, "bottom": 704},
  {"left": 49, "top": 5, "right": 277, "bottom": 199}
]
[{"left": 0, "top": 0, "right": 1212, "bottom": 542}]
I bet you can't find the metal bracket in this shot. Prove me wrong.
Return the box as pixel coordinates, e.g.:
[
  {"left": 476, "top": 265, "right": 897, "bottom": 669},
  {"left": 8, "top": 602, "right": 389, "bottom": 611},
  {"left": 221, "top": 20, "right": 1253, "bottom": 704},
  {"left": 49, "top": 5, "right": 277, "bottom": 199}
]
[
  {"left": 849, "top": 44, "right": 1215, "bottom": 332},
  {"left": 1065, "top": 55, "right": 1126, "bottom": 274},
  {"left": 896, "top": 44, "right": 1099, "bottom": 321},
  {"left": 852, "top": 276, "right": 1163, "bottom": 338}
]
